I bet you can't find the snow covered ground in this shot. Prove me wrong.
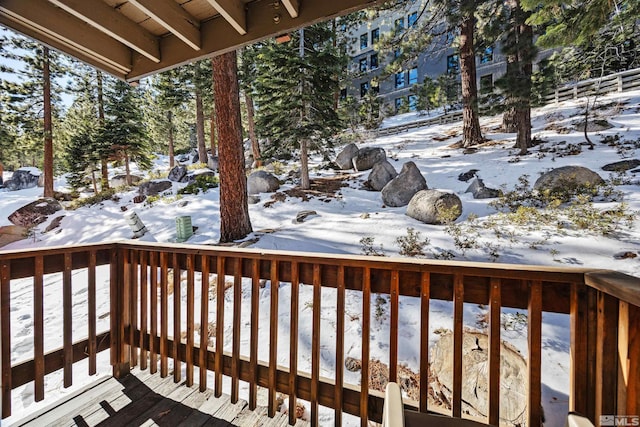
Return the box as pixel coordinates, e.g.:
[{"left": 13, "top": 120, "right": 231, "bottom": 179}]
[{"left": 2, "top": 89, "right": 640, "bottom": 426}]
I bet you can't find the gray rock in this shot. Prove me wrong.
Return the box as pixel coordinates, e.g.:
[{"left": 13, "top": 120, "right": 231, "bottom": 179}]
[
  {"left": 602, "top": 159, "right": 640, "bottom": 172},
  {"left": 44, "top": 215, "right": 65, "bottom": 233},
  {"left": 345, "top": 357, "right": 362, "bottom": 372},
  {"left": 335, "top": 143, "right": 359, "bottom": 170},
  {"left": 8, "top": 198, "right": 63, "bottom": 228},
  {"left": 294, "top": 210, "right": 318, "bottom": 223},
  {"left": 248, "top": 195, "right": 261, "bottom": 204},
  {"left": 355, "top": 147, "right": 386, "bottom": 171},
  {"left": 247, "top": 170, "right": 280, "bottom": 195},
  {"left": 534, "top": 166, "right": 604, "bottom": 193},
  {"left": 381, "top": 162, "right": 428, "bottom": 207},
  {"left": 465, "top": 178, "right": 500, "bottom": 199},
  {"left": 168, "top": 165, "right": 188, "bottom": 182},
  {"left": 5, "top": 169, "right": 41, "bottom": 191},
  {"left": 138, "top": 180, "right": 172, "bottom": 196},
  {"left": 458, "top": 169, "right": 479, "bottom": 182},
  {"left": 407, "top": 190, "right": 462, "bottom": 224},
  {"left": 188, "top": 170, "right": 216, "bottom": 182},
  {"left": 110, "top": 174, "right": 142, "bottom": 187},
  {"left": 367, "top": 159, "right": 397, "bottom": 191},
  {"left": 207, "top": 155, "right": 219, "bottom": 171}
]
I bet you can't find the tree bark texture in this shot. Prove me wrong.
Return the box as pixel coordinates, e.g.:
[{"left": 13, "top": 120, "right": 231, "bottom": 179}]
[
  {"left": 459, "top": 16, "right": 484, "bottom": 148},
  {"left": 42, "top": 46, "right": 54, "bottom": 198},
  {"left": 167, "top": 110, "right": 175, "bottom": 168},
  {"left": 210, "top": 110, "right": 217, "bottom": 156},
  {"left": 212, "top": 51, "right": 252, "bottom": 242},
  {"left": 244, "top": 92, "right": 261, "bottom": 168},
  {"left": 516, "top": 18, "right": 533, "bottom": 154},
  {"left": 125, "top": 150, "right": 131, "bottom": 185},
  {"left": 97, "top": 70, "right": 109, "bottom": 191},
  {"left": 196, "top": 90, "right": 207, "bottom": 163},
  {"left": 300, "top": 140, "right": 310, "bottom": 190}
]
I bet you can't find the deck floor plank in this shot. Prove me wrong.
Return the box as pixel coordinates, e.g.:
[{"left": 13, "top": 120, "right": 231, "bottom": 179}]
[{"left": 8, "top": 370, "right": 310, "bottom": 427}]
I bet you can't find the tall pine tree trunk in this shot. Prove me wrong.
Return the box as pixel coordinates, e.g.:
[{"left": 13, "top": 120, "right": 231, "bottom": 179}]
[
  {"left": 196, "top": 90, "right": 207, "bottom": 163},
  {"left": 459, "top": 14, "right": 484, "bottom": 148},
  {"left": 168, "top": 110, "right": 175, "bottom": 167},
  {"left": 299, "top": 28, "right": 310, "bottom": 191},
  {"left": 42, "top": 46, "right": 54, "bottom": 198},
  {"left": 210, "top": 110, "right": 217, "bottom": 156},
  {"left": 97, "top": 70, "right": 109, "bottom": 191},
  {"left": 502, "top": 55, "right": 518, "bottom": 132},
  {"left": 213, "top": 51, "right": 252, "bottom": 242},
  {"left": 124, "top": 150, "right": 131, "bottom": 185},
  {"left": 516, "top": 14, "right": 533, "bottom": 154},
  {"left": 245, "top": 92, "right": 261, "bottom": 168}
]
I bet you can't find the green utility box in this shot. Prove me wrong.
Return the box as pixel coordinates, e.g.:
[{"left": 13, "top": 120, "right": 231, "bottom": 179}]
[{"left": 176, "top": 216, "right": 193, "bottom": 242}]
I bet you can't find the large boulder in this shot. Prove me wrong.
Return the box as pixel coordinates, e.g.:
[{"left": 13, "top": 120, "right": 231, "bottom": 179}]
[
  {"left": 407, "top": 190, "right": 462, "bottom": 224},
  {"left": 381, "top": 162, "right": 428, "bottom": 207},
  {"left": 367, "top": 159, "right": 397, "bottom": 191},
  {"left": 534, "top": 166, "right": 604, "bottom": 194},
  {"left": 0, "top": 225, "right": 28, "bottom": 248},
  {"left": 335, "top": 143, "right": 359, "bottom": 170},
  {"left": 138, "top": 180, "right": 172, "bottom": 196},
  {"left": 110, "top": 174, "right": 142, "bottom": 187},
  {"left": 355, "top": 147, "right": 386, "bottom": 171},
  {"left": 207, "top": 155, "right": 219, "bottom": 171},
  {"left": 602, "top": 159, "right": 640, "bottom": 172},
  {"left": 168, "top": 165, "right": 188, "bottom": 182},
  {"left": 5, "top": 168, "right": 41, "bottom": 191},
  {"left": 247, "top": 170, "right": 280, "bottom": 195},
  {"left": 8, "top": 198, "right": 62, "bottom": 228},
  {"left": 430, "top": 331, "right": 527, "bottom": 425},
  {"left": 465, "top": 178, "right": 500, "bottom": 199}
]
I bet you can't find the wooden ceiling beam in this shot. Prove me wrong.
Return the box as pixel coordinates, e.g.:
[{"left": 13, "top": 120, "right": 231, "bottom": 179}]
[
  {"left": 127, "top": 0, "right": 201, "bottom": 51},
  {"left": 205, "top": 0, "right": 247, "bottom": 35},
  {"left": 0, "top": 15, "right": 128, "bottom": 79},
  {"left": 0, "top": 0, "right": 131, "bottom": 73},
  {"left": 281, "top": 0, "right": 299, "bottom": 18},
  {"left": 127, "top": 0, "right": 384, "bottom": 81},
  {"left": 48, "top": 0, "right": 160, "bottom": 63}
]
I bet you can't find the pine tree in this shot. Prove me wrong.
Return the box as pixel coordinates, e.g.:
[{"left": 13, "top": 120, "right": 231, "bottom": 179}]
[
  {"left": 239, "top": 46, "right": 262, "bottom": 168},
  {"left": 150, "top": 68, "right": 190, "bottom": 167},
  {"left": 103, "top": 79, "right": 151, "bottom": 185},
  {"left": 213, "top": 51, "right": 252, "bottom": 242},
  {"left": 185, "top": 60, "right": 214, "bottom": 164},
  {"left": 252, "top": 23, "right": 346, "bottom": 187},
  {"left": 411, "top": 76, "right": 439, "bottom": 116}
]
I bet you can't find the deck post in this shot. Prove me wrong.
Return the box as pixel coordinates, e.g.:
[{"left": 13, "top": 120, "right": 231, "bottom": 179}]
[{"left": 110, "top": 245, "right": 131, "bottom": 378}]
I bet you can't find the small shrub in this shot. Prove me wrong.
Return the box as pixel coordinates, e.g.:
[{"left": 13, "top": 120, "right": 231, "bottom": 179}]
[
  {"left": 178, "top": 175, "right": 219, "bottom": 195},
  {"left": 360, "top": 236, "right": 385, "bottom": 257},
  {"left": 396, "top": 228, "right": 430, "bottom": 257},
  {"left": 374, "top": 295, "right": 387, "bottom": 323},
  {"left": 68, "top": 188, "right": 118, "bottom": 210}
]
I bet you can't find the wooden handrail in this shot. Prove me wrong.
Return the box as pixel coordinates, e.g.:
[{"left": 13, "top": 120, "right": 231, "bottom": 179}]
[{"left": 0, "top": 241, "right": 638, "bottom": 424}]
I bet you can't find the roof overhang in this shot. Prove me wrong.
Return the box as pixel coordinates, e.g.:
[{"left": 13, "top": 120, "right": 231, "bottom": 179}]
[{"left": 0, "top": 0, "right": 382, "bottom": 81}]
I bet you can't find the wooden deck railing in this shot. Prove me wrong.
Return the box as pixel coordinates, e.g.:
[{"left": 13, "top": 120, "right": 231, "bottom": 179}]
[{"left": 1, "top": 241, "right": 639, "bottom": 425}]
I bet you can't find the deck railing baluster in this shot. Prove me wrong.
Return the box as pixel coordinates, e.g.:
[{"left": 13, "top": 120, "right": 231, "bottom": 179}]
[
  {"left": 215, "top": 256, "right": 226, "bottom": 397},
  {"left": 88, "top": 250, "right": 97, "bottom": 375},
  {"left": 231, "top": 257, "right": 242, "bottom": 403},
  {"left": 360, "top": 267, "right": 371, "bottom": 427},
  {"left": 268, "top": 259, "right": 279, "bottom": 417},
  {"left": 199, "top": 255, "right": 210, "bottom": 391},
  {"left": 139, "top": 251, "right": 148, "bottom": 371},
  {"left": 160, "top": 252, "right": 169, "bottom": 378},
  {"left": 249, "top": 258, "right": 260, "bottom": 410},
  {"left": 1, "top": 260, "right": 11, "bottom": 418},
  {"left": 149, "top": 251, "right": 158, "bottom": 375},
  {"left": 452, "top": 273, "right": 464, "bottom": 418},
  {"left": 173, "top": 253, "right": 181, "bottom": 383},
  {"left": 34, "top": 256, "right": 44, "bottom": 402},
  {"left": 186, "top": 253, "right": 195, "bottom": 387},
  {"left": 488, "top": 277, "right": 501, "bottom": 425},
  {"left": 334, "top": 265, "right": 345, "bottom": 427},
  {"left": 528, "top": 281, "right": 543, "bottom": 426},
  {"left": 289, "top": 261, "right": 300, "bottom": 426},
  {"left": 389, "top": 270, "right": 399, "bottom": 384},
  {"left": 130, "top": 250, "right": 138, "bottom": 368},
  {"left": 63, "top": 253, "right": 73, "bottom": 387},
  {"left": 311, "top": 263, "right": 321, "bottom": 425},
  {"left": 419, "top": 271, "right": 430, "bottom": 413}
]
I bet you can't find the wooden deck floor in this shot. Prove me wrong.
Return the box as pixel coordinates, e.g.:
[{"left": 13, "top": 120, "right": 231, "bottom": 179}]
[{"left": 10, "top": 369, "right": 310, "bottom": 427}]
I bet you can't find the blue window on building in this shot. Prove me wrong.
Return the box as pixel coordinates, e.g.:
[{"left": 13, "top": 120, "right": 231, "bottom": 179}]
[
  {"left": 394, "top": 49, "right": 402, "bottom": 59},
  {"left": 394, "top": 18, "right": 404, "bottom": 34},
  {"left": 360, "top": 81, "right": 369, "bottom": 97},
  {"left": 359, "top": 58, "right": 367, "bottom": 72},
  {"left": 360, "top": 33, "right": 368, "bottom": 50},
  {"left": 395, "top": 97, "right": 404, "bottom": 111},
  {"left": 340, "top": 88, "right": 347, "bottom": 100},
  {"left": 371, "top": 28, "right": 380, "bottom": 45},
  {"left": 480, "top": 46, "right": 494, "bottom": 63},
  {"left": 370, "top": 53, "right": 378, "bottom": 69},
  {"left": 408, "top": 12, "right": 418, "bottom": 27},
  {"left": 395, "top": 72, "right": 405, "bottom": 88},
  {"left": 408, "top": 95, "right": 418, "bottom": 111},
  {"left": 409, "top": 67, "right": 418, "bottom": 85},
  {"left": 447, "top": 54, "right": 460, "bottom": 74}
]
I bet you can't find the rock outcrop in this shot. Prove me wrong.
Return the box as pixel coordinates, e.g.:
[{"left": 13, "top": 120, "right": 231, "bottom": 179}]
[
  {"left": 381, "top": 161, "right": 427, "bottom": 207},
  {"left": 465, "top": 178, "right": 500, "bottom": 199},
  {"left": 354, "top": 147, "right": 386, "bottom": 171},
  {"left": 247, "top": 170, "right": 280, "bottom": 194},
  {"left": 4, "top": 168, "right": 41, "bottom": 191},
  {"left": 138, "top": 180, "right": 172, "bottom": 196},
  {"left": 168, "top": 165, "right": 188, "bottom": 182},
  {"left": 8, "top": 198, "right": 62, "bottom": 228},
  {"left": 534, "top": 165, "right": 604, "bottom": 194},
  {"left": 406, "top": 190, "right": 462, "bottom": 224},
  {"left": 335, "top": 143, "right": 359, "bottom": 170},
  {"left": 367, "top": 159, "right": 398, "bottom": 191}
]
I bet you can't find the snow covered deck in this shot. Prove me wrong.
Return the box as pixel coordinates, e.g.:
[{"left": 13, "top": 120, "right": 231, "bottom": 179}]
[{"left": 1, "top": 241, "right": 638, "bottom": 426}]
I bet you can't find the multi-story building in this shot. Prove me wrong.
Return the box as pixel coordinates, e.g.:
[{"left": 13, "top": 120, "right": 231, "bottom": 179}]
[{"left": 344, "top": 2, "right": 549, "bottom": 114}]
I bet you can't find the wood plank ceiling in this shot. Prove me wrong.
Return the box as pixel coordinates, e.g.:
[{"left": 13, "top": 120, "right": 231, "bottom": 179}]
[{"left": 0, "top": 0, "right": 382, "bottom": 81}]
